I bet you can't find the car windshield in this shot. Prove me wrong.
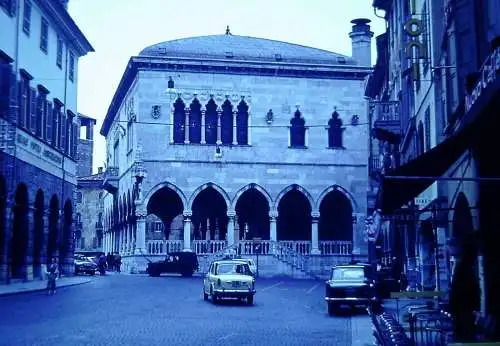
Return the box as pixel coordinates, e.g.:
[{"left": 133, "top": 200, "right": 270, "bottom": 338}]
[
  {"left": 331, "top": 267, "right": 366, "bottom": 281},
  {"left": 216, "top": 263, "right": 252, "bottom": 276}
]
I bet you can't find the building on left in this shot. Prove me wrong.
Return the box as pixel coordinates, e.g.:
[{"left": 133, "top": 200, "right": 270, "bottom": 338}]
[{"left": 0, "top": 0, "right": 94, "bottom": 283}]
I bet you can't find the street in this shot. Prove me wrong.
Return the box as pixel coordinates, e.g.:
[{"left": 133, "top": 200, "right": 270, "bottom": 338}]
[{"left": 0, "top": 274, "right": 372, "bottom": 346}]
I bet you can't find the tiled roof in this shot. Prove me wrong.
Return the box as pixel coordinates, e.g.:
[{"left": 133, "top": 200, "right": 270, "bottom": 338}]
[
  {"left": 139, "top": 34, "right": 355, "bottom": 65},
  {"left": 78, "top": 172, "right": 104, "bottom": 182}
]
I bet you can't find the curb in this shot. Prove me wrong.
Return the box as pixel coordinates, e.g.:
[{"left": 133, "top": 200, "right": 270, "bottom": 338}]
[{"left": 0, "top": 279, "right": 92, "bottom": 297}]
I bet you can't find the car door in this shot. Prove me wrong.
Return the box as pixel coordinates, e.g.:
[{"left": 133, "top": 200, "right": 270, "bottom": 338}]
[{"left": 204, "top": 263, "right": 213, "bottom": 293}]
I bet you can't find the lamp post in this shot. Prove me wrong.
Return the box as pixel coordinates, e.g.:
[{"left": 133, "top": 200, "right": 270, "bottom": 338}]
[
  {"left": 253, "top": 237, "right": 262, "bottom": 278},
  {"left": 431, "top": 205, "right": 441, "bottom": 294}
]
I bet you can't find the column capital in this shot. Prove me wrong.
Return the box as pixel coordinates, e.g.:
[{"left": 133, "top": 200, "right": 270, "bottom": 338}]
[
  {"left": 183, "top": 210, "right": 192, "bottom": 218},
  {"left": 227, "top": 210, "right": 236, "bottom": 218},
  {"left": 311, "top": 211, "right": 320, "bottom": 219},
  {"left": 269, "top": 210, "right": 278, "bottom": 219}
]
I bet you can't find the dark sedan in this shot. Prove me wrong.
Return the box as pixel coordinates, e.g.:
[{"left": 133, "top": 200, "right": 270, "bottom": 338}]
[{"left": 324, "top": 263, "right": 378, "bottom": 315}]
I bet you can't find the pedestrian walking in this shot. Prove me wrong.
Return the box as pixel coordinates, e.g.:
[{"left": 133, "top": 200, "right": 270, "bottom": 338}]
[
  {"left": 114, "top": 253, "right": 122, "bottom": 273},
  {"left": 46, "top": 258, "right": 59, "bottom": 295}
]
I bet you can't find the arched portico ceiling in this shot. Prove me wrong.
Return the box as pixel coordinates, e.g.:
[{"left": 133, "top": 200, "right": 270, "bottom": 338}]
[
  {"left": 188, "top": 182, "right": 231, "bottom": 210},
  {"left": 231, "top": 183, "right": 273, "bottom": 210},
  {"left": 315, "top": 185, "right": 358, "bottom": 212},
  {"left": 274, "top": 184, "right": 314, "bottom": 211},
  {"left": 143, "top": 182, "right": 187, "bottom": 210}
]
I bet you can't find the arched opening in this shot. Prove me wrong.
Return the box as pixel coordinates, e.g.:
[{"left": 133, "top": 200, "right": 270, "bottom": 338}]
[
  {"left": 318, "top": 189, "right": 353, "bottom": 241},
  {"left": 189, "top": 98, "right": 202, "bottom": 144},
  {"left": 205, "top": 98, "right": 218, "bottom": 145},
  {"left": 192, "top": 187, "right": 228, "bottom": 241},
  {"left": 277, "top": 189, "right": 311, "bottom": 240},
  {"left": 11, "top": 183, "right": 29, "bottom": 279},
  {"left": 173, "top": 98, "right": 186, "bottom": 144},
  {"left": 449, "top": 192, "right": 480, "bottom": 326},
  {"left": 59, "top": 200, "right": 73, "bottom": 274},
  {"left": 47, "top": 195, "right": 59, "bottom": 265},
  {"left": 235, "top": 188, "right": 270, "bottom": 240},
  {"left": 0, "top": 176, "right": 6, "bottom": 276},
  {"left": 418, "top": 220, "right": 436, "bottom": 290},
  {"left": 33, "top": 190, "right": 44, "bottom": 279},
  {"left": 221, "top": 99, "right": 233, "bottom": 144},
  {"left": 147, "top": 186, "right": 184, "bottom": 241}
]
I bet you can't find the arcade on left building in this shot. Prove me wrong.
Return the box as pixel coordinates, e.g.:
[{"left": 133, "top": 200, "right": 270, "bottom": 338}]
[{"left": 0, "top": 0, "right": 93, "bottom": 283}]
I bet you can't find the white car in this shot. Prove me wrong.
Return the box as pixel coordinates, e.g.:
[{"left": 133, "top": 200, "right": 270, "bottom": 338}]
[{"left": 236, "top": 258, "right": 257, "bottom": 276}]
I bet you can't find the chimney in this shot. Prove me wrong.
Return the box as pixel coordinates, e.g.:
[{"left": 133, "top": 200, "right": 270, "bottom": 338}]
[
  {"left": 349, "top": 18, "right": 374, "bottom": 66},
  {"left": 98, "top": 167, "right": 103, "bottom": 174}
]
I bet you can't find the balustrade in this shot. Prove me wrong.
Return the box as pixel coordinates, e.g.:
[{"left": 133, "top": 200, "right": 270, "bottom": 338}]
[{"left": 145, "top": 239, "right": 352, "bottom": 256}]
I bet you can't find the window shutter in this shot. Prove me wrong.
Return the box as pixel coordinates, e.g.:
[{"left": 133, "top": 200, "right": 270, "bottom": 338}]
[
  {"left": 72, "top": 123, "right": 78, "bottom": 158},
  {"left": 35, "top": 95, "right": 43, "bottom": 137},
  {"left": 17, "top": 81, "right": 25, "bottom": 127},
  {"left": 53, "top": 108, "right": 59, "bottom": 146},
  {"left": 46, "top": 101, "right": 53, "bottom": 144},
  {"left": 0, "top": 64, "right": 12, "bottom": 116},
  {"left": 29, "top": 87, "right": 36, "bottom": 134},
  {"left": 60, "top": 113, "right": 66, "bottom": 152}
]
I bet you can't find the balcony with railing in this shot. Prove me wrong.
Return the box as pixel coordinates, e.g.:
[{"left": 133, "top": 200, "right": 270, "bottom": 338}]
[
  {"left": 371, "top": 101, "right": 401, "bottom": 140},
  {"left": 102, "top": 166, "right": 119, "bottom": 194}
]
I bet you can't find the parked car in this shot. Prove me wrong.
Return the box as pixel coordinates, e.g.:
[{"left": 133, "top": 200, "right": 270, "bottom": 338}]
[
  {"left": 324, "top": 263, "right": 378, "bottom": 315},
  {"left": 74, "top": 254, "right": 97, "bottom": 275},
  {"left": 146, "top": 251, "right": 199, "bottom": 277},
  {"left": 203, "top": 260, "right": 256, "bottom": 305}
]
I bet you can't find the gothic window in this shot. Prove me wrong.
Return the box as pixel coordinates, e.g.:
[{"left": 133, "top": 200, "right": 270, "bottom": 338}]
[
  {"left": 173, "top": 97, "right": 185, "bottom": 144},
  {"left": 290, "top": 109, "right": 305, "bottom": 147},
  {"left": 205, "top": 98, "right": 218, "bottom": 144},
  {"left": 221, "top": 99, "right": 233, "bottom": 144},
  {"left": 236, "top": 100, "right": 249, "bottom": 145},
  {"left": 328, "top": 111, "right": 344, "bottom": 148},
  {"left": 189, "top": 98, "right": 202, "bottom": 144}
]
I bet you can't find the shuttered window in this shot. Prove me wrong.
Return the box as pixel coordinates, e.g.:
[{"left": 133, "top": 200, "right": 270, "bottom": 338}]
[
  {"left": 46, "top": 101, "right": 53, "bottom": 142},
  {"left": 29, "top": 87, "right": 36, "bottom": 133}
]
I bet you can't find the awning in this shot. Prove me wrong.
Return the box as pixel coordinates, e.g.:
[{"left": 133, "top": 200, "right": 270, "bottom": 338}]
[{"left": 378, "top": 125, "right": 475, "bottom": 214}]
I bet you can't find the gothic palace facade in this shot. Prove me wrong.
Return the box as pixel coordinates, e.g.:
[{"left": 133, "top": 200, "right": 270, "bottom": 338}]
[{"left": 100, "top": 20, "right": 374, "bottom": 274}]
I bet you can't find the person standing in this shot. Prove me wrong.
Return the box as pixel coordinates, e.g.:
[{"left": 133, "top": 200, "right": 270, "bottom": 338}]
[{"left": 46, "top": 258, "right": 59, "bottom": 295}]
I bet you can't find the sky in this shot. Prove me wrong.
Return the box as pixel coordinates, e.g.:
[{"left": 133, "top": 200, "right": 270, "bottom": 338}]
[{"left": 68, "top": 0, "right": 387, "bottom": 174}]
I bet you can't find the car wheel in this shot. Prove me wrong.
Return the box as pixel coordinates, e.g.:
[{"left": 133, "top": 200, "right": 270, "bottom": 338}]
[
  {"left": 210, "top": 287, "right": 218, "bottom": 304},
  {"left": 327, "top": 302, "right": 337, "bottom": 316},
  {"left": 247, "top": 295, "right": 254, "bottom": 305},
  {"left": 88, "top": 271, "right": 95, "bottom": 276}
]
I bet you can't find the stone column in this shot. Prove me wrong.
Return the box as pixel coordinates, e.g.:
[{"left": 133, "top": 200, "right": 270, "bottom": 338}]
[
  {"left": 134, "top": 209, "right": 147, "bottom": 255},
  {"left": 311, "top": 211, "right": 320, "bottom": 255},
  {"left": 232, "top": 110, "right": 238, "bottom": 145},
  {"left": 183, "top": 210, "right": 192, "bottom": 251},
  {"left": 216, "top": 109, "right": 222, "bottom": 145},
  {"left": 184, "top": 107, "right": 190, "bottom": 144},
  {"left": 0, "top": 201, "right": 13, "bottom": 283},
  {"left": 201, "top": 109, "right": 206, "bottom": 144},
  {"left": 226, "top": 210, "right": 236, "bottom": 246},
  {"left": 25, "top": 203, "right": 35, "bottom": 280},
  {"left": 269, "top": 210, "right": 278, "bottom": 241}
]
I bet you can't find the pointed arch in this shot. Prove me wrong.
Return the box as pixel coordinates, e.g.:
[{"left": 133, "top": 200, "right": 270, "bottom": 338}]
[
  {"left": 231, "top": 183, "right": 272, "bottom": 210},
  {"left": 189, "top": 98, "right": 202, "bottom": 143},
  {"left": 290, "top": 108, "right": 306, "bottom": 147},
  {"left": 144, "top": 182, "right": 187, "bottom": 210},
  {"left": 221, "top": 98, "right": 233, "bottom": 144},
  {"left": 236, "top": 99, "right": 249, "bottom": 145},
  {"left": 274, "top": 184, "right": 314, "bottom": 211},
  {"left": 173, "top": 97, "right": 186, "bottom": 144},
  {"left": 205, "top": 98, "right": 218, "bottom": 144},
  {"left": 315, "top": 185, "right": 358, "bottom": 212},
  {"left": 188, "top": 182, "right": 231, "bottom": 210}
]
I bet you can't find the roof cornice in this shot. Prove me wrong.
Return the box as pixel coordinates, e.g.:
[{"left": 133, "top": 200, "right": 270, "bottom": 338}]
[{"left": 34, "top": 0, "right": 94, "bottom": 56}]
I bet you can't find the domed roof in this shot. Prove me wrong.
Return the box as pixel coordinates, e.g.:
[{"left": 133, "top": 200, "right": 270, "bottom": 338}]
[{"left": 139, "top": 34, "right": 354, "bottom": 65}]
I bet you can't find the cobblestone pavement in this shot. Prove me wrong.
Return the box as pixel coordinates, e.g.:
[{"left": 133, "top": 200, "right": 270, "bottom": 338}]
[{"left": 0, "top": 274, "right": 373, "bottom": 346}]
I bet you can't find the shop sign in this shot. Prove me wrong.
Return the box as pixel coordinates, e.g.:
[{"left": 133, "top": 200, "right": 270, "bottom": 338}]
[
  {"left": 404, "top": 1, "right": 426, "bottom": 81},
  {"left": 465, "top": 47, "right": 500, "bottom": 112}
]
